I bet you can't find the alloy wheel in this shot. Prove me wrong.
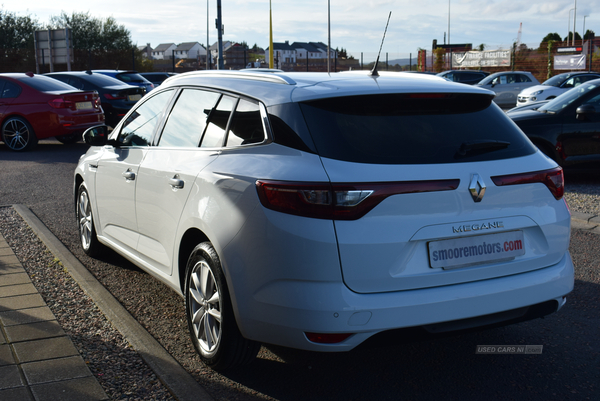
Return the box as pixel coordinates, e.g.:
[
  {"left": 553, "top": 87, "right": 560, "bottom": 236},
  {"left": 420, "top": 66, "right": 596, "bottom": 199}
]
[
  {"left": 3, "top": 118, "right": 31, "bottom": 151},
  {"left": 189, "top": 260, "right": 222, "bottom": 355}
]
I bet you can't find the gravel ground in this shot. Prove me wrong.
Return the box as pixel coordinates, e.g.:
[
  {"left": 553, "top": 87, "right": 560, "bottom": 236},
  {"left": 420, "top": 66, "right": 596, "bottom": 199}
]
[
  {"left": 0, "top": 207, "right": 176, "bottom": 401},
  {"left": 0, "top": 177, "right": 598, "bottom": 401}
]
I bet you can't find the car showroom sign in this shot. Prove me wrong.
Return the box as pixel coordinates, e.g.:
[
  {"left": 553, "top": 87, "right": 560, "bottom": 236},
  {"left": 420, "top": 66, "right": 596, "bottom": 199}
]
[{"left": 452, "top": 50, "right": 511, "bottom": 68}]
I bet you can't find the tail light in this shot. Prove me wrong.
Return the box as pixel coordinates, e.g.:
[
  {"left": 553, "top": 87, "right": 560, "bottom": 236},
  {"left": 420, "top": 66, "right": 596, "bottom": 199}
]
[
  {"left": 491, "top": 167, "right": 564, "bottom": 200},
  {"left": 48, "top": 98, "right": 74, "bottom": 109},
  {"left": 104, "top": 93, "right": 126, "bottom": 100},
  {"left": 256, "top": 179, "right": 460, "bottom": 220}
]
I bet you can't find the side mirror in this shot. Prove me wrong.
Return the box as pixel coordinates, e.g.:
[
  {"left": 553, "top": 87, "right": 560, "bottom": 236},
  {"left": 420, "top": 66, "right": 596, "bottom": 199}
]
[
  {"left": 83, "top": 125, "right": 109, "bottom": 146},
  {"left": 576, "top": 104, "right": 596, "bottom": 121}
]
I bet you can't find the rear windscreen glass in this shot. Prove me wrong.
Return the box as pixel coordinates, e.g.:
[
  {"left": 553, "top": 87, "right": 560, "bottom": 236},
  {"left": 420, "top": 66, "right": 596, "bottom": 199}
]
[
  {"left": 299, "top": 94, "right": 536, "bottom": 164},
  {"left": 17, "top": 76, "right": 77, "bottom": 92}
]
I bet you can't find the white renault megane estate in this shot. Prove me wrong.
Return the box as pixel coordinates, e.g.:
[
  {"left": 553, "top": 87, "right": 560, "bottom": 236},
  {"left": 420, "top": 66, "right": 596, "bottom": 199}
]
[{"left": 74, "top": 69, "right": 574, "bottom": 370}]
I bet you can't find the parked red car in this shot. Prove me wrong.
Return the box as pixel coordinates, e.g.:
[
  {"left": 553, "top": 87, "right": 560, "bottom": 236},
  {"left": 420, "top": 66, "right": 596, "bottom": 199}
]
[{"left": 0, "top": 72, "right": 104, "bottom": 151}]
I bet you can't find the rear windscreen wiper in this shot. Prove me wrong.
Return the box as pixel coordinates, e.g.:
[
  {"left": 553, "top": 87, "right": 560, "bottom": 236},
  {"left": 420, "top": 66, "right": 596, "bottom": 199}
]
[{"left": 455, "top": 140, "right": 510, "bottom": 158}]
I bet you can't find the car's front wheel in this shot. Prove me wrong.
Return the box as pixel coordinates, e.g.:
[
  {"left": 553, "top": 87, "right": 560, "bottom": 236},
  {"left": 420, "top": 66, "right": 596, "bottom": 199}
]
[
  {"left": 1, "top": 117, "right": 38, "bottom": 151},
  {"left": 76, "top": 183, "right": 103, "bottom": 257},
  {"left": 185, "top": 242, "right": 260, "bottom": 371}
]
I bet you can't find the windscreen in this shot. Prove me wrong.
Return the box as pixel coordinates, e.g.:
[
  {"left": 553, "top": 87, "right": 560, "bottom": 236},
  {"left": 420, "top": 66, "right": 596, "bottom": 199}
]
[{"left": 299, "top": 93, "right": 536, "bottom": 164}]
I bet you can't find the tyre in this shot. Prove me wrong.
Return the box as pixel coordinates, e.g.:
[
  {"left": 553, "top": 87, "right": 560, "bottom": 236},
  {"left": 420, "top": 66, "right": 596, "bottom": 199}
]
[
  {"left": 1, "top": 117, "right": 38, "bottom": 151},
  {"left": 185, "top": 242, "right": 260, "bottom": 371},
  {"left": 55, "top": 133, "right": 81, "bottom": 144},
  {"left": 76, "top": 183, "right": 103, "bottom": 257}
]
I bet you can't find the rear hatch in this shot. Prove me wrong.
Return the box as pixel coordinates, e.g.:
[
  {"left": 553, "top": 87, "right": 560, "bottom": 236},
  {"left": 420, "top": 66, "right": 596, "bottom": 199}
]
[
  {"left": 47, "top": 91, "right": 101, "bottom": 115},
  {"left": 299, "top": 93, "right": 571, "bottom": 293}
]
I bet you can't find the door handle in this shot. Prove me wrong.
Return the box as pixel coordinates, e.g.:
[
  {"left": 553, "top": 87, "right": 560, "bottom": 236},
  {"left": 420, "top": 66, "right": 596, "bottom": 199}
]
[
  {"left": 169, "top": 176, "right": 184, "bottom": 189},
  {"left": 122, "top": 170, "right": 135, "bottom": 180}
]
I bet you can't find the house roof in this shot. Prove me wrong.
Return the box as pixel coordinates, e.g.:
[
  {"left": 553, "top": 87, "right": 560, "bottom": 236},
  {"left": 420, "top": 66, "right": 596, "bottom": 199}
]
[
  {"left": 291, "top": 42, "right": 322, "bottom": 52},
  {"left": 154, "top": 43, "right": 176, "bottom": 52},
  {"left": 209, "top": 41, "right": 234, "bottom": 52},
  {"left": 176, "top": 42, "right": 204, "bottom": 51},
  {"left": 266, "top": 41, "right": 295, "bottom": 51}
]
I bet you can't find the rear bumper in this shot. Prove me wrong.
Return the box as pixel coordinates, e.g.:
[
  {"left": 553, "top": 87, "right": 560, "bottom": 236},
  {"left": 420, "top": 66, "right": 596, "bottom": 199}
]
[{"left": 240, "top": 251, "right": 574, "bottom": 352}]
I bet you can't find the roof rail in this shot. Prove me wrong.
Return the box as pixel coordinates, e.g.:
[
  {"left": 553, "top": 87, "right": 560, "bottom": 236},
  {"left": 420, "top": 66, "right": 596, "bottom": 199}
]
[{"left": 174, "top": 70, "right": 296, "bottom": 85}]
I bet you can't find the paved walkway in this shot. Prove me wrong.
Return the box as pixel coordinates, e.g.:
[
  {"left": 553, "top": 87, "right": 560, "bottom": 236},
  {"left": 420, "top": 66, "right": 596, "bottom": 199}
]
[{"left": 0, "top": 233, "right": 108, "bottom": 400}]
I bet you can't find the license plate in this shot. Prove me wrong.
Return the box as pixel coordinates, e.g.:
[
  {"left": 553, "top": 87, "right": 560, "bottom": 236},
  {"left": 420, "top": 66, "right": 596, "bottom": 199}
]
[
  {"left": 428, "top": 231, "right": 525, "bottom": 270},
  {"left": 128, "top": 94, "right": 142, "bottom": 101},
  {"left": 76, "top": 101, "right": 93, "bottom": 110}
]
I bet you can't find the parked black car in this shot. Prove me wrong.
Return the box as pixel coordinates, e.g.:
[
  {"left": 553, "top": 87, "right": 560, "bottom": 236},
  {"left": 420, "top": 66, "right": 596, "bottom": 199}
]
[
  {"left": 45, "top": 71, "right": 145, "bottom": 127},
  {"left": 507, "top": 78, "right": 600, "bottom": 166},
  {"left": 437, "top": 70, "right": 490, "bottom": 85},
  {"left": 139, "top": 72, "right": 178, "bottom": 87}
]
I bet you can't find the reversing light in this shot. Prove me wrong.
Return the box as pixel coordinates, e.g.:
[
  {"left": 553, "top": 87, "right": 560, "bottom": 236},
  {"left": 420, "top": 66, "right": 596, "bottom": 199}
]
[
  {"left": 305, "top": 332, "right": 353, "bottom": 344},
  {"left": 491, "top": 167, "right": 564, "bottom": 200}
]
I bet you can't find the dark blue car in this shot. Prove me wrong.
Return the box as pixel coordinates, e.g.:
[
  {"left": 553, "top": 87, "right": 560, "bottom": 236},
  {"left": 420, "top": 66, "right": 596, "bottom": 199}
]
[{"left": 92, "top": 70, "right": 155, "bottom": 93}]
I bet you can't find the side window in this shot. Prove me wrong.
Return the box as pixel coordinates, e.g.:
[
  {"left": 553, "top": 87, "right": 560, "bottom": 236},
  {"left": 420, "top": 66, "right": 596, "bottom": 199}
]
[
  {"left": 225, "top": 99, "right": 265, "bottom": 147},
  {"left": 159, "top": 89, "right": 220, "bottom": 147},
  {"left": 1, "top": 80, "right": 21, "bottom": 98},
  {"left": 200, "top": 95, "right": 235, "bottom": 148},
  {"left": 117, "top": 89, "right": 174, "bottom": 146},
  {"left": 516, "top": 74, "right": 530, "bottom": 83}
]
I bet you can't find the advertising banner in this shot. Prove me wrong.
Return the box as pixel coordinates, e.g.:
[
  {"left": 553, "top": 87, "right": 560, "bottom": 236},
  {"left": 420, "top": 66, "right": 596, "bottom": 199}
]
[
  {"left": 554, "top": 54, "right": 587, "bottom": 70},
  {"left": 452, "top": 50, "right": 511, "bottom": 68}
]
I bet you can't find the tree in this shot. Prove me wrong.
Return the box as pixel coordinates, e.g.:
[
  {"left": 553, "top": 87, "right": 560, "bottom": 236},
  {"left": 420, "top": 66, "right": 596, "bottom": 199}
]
[
  {"left": 0, "top": 8, "right": 40, "bottom": 71},
  {"left": 564, "top": 31, "right": 582, "bottom": 43},
  {"left": 541, "top": 33, "right": 562, "bottom": 43},
  {"left": 584, "top": 30, "right": 595, "bottom": 40},
  {"left": 48, "top": 11, "right": 133, "bottom": 50}
]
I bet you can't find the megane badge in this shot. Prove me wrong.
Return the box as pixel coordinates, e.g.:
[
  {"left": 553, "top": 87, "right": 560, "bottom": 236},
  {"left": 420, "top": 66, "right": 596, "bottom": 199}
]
[{"left": 469, "top": 174, "right": 486, "bottom": 202}]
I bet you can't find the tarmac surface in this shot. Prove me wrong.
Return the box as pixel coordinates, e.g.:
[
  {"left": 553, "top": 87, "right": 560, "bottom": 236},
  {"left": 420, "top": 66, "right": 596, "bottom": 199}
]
[{"left": 1, "top": 204, "right": 599, "bottom": 400}]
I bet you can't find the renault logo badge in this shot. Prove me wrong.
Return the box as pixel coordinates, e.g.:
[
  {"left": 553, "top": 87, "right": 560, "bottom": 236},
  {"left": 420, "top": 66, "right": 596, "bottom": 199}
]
[{"left": 469, "top": 174, "right": 486, "bottom": 202}]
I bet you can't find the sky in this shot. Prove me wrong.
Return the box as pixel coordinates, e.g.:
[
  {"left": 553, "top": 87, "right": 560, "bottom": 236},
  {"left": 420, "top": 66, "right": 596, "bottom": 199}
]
[{"left": 4, "top": 0, "right": 600, "bottom": 60}]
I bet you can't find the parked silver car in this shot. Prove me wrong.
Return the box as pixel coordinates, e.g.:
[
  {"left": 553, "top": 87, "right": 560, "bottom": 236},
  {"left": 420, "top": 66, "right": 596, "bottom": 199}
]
[{"left": 476, "top": 71, "right": 540, "bottom": 108}]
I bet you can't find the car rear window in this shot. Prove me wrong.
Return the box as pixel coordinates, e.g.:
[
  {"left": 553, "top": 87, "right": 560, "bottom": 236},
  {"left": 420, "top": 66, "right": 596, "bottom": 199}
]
[
  {"left": 16, "top": 75, "right": 78, "bottom": 92},
  {"left": 116, "top": 73, "right": 150, "bottom": 83},
  {"left": 299, "top": 93, "right": 536, "bottom": 164}
]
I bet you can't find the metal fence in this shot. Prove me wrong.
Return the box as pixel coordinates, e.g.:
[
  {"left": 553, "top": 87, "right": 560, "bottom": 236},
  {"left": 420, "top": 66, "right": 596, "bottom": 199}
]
[{"left": 2, "top": 40, "right": 599, "bottom": 81}]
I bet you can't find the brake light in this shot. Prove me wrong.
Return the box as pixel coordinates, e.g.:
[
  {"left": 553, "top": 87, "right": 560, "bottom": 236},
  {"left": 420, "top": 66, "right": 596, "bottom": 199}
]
[
  {"left": 256, "top": 179, "right": 460, "bottom": 220},
  {"left": 104, "top": 93, "right": 126, "bottom": 100},
  {"left": 48, "top": 98, "right": 74, "bottom": 109},
  {"left": 491, "top": 167, "right": 564, "bottom": 200}
]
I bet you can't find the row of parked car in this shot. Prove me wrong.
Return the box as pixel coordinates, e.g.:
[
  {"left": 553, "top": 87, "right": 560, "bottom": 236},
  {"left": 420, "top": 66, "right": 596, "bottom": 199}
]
[
  {"left": 436, "top": 69, "right": 600, "bottom": 166},
  {"left": 438, "top": 69, "right": 600, "bottom": 108},
  {"left": 0, "top": 70, "right": 176, "bottom": 151}
]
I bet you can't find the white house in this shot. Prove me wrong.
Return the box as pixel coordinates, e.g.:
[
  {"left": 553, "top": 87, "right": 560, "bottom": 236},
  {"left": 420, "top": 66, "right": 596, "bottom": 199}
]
[
  {"left": 174, "top": 42, "right": 207, "bottom": 60},
  {"left": 152, "top": 43, "right": 177, "bottom": 60},
  {"left": 265, "top": 41, "right": 297, "bottom": 67},
  {"left": 137, "top": 43, "right": 152, "bottom": 58}
]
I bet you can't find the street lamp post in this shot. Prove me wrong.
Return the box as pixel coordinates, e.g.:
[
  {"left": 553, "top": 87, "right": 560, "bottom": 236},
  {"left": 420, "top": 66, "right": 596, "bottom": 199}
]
[
  {"left": 568, "top": 8, "right": 574, "bottom": 44},
  {"left": 573, "top": 0, "right": 577, "bottom": 46}
]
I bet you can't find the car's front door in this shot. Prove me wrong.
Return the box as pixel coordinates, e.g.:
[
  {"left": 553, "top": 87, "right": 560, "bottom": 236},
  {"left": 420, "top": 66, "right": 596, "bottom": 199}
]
[
  {"left": 94, "top": 89, "right": 175, "bottom": 252},
  {"left": 134, "top": 89, "right": 230, "bottom": 275}
]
